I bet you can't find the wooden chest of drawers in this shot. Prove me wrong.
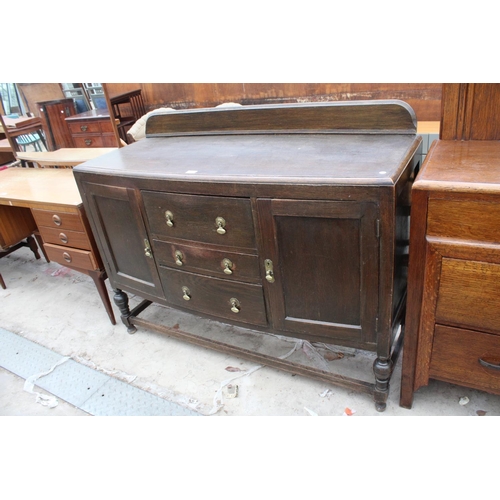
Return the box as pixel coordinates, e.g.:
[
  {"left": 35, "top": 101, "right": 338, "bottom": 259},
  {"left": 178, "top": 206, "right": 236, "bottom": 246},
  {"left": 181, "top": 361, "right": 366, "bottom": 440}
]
[
  {"left": 74, "top": 101, "right": 422, "bottom": 410},
  {"left": 65, "top": 110, "right": 118, "bottom": 148},
  {"left": 400, "top": 140, "right": 500, "bottom": 408}
]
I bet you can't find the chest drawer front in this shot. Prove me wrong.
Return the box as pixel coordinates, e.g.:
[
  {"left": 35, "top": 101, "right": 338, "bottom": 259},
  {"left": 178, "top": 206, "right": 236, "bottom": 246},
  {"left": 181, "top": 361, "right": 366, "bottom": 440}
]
[
  {"left": 430, "top": 325, "right": 500, "bottom": 394},
  {"left": 153, "top": 239, "right": 260, "bottom": 282},
  {"left": 68, "top": 121, "right": 101, "bottom": 135},
  {"left": 428, "top": 199, "right": 500, "bottom": 243},
  {"left": 159, "top": 266, "right": 267, "bottom": 326},
  {"left": 436, "top": 257, "right": 500, "bottom": 335},
  {"left": 143, "top": 191, "right": 256, "bottom": 249},
  {"left": 32, "top": 209, "right": 85, "bottom": 232},
  {"left": 44, "top": 243, "right": 98, "bottom": 271},
  {"left": 38, "top": 226, "right": 91, "bottom": 250},
  {"left": 72, "top": 136, "right": 105, "bottom": 148}
]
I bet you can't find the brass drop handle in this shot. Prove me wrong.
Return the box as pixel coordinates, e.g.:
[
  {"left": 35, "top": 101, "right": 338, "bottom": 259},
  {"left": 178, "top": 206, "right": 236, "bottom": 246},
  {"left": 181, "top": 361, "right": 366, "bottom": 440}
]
[
  {"left": 63, "top": 252, "right": 72, "bottom": 263},
  {"left": 222, "top": 258, "right": 233, "bottom": 275},
  {"left": 85, "top": 139, "right": 92, "bottom": 146},
  {"left": 175, "top": 250, "right": 184, "bottom": 266},
  {"left": 229, "top": 298, "right": 240, "bottom": 313},
  {"left": 144, "top": 239, "right": 153, "bottom": 258},
  {"left": 52, "top": 214, "right": 62, "bottom": 226},
  {"left": 215, "top": 217, "right": 226, "bottom": 235},
  {"left": 59, "top": 233, "right": 68, "bottom": 244},
  {"left": 264, "top": 259, "right": 275, "bottom": 283},
  {"left": 182, "top": 286, "right": 191, "bottom": 301},
  {"left": 165, "top": 210, "right": 174, "bottom": 227},
  {"left": 80, "top": 125, "right": 88, "bottom": 132}
]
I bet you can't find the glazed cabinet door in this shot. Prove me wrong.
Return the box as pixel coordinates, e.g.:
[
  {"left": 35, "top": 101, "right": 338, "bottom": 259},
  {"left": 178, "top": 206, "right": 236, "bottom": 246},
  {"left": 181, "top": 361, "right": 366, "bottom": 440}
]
[
  {"left": 77, "top": 181, "right": 164, "bottom": 300},
  {"left": 257, "top": 199, "right": 379, "bottom": 347}
]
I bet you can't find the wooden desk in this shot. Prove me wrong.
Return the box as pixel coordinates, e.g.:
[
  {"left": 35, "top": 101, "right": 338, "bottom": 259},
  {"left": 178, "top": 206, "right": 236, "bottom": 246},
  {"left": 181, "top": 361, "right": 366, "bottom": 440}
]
[
  {"left": 16, "top": 148, "right": 118, "bottom": 167},
  {"left": 0, "top": 168, "right": 116, "bottom": 324}
]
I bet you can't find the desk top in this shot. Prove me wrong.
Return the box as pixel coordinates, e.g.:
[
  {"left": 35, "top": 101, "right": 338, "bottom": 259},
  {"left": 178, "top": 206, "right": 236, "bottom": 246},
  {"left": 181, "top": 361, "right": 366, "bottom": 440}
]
[
  {"left": 0, "top": 168, "right": 82, "bottom": 209},
  {"left": 16, "top": 148, "right": 118, "bottom": 167},
  {"left": 1, "top": 115, "right": 40, "bottom": 129}
]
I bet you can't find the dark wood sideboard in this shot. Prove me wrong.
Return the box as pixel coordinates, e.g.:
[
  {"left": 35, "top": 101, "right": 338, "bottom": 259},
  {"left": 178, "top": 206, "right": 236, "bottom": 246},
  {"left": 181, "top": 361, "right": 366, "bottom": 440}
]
[{"left": 73, "top": 101, "right": 422, "bottom": 411}]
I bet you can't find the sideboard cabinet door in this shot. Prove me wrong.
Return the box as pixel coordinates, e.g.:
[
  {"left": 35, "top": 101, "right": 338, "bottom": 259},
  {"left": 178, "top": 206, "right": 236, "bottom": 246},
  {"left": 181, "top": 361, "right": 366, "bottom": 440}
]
[
  {"left": 257, "top": 199, "right": 379, "bottom": 347},
  {"left": 78, "top": 182, "right": 164, "bottom": 300}
]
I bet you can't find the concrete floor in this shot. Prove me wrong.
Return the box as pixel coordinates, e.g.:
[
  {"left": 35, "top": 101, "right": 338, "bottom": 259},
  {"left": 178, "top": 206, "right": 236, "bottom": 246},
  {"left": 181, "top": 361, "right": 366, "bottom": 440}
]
[{"left": 1, "top": 245, "right": 500, "bottom": 417}]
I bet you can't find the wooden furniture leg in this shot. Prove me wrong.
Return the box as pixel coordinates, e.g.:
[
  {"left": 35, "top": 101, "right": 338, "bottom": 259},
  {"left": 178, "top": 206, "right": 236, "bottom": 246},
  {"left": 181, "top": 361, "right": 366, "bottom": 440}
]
[
  {"left": 0, "top": 273, "right": 5, "bottom": 289},
  {"left": 88, "top": 269, "right": 116, "bottom": 325}
]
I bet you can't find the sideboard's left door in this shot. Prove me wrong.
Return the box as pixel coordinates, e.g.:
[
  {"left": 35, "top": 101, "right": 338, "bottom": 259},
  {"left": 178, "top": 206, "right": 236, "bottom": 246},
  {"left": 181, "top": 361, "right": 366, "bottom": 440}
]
[{"left": 78, "top": 181, "right": 164, "bottom": 301}]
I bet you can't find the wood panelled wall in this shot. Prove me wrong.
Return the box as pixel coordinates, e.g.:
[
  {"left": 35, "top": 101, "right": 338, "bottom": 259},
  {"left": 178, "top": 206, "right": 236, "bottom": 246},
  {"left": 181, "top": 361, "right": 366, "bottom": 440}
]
[
  {"left": 440, "top": 83, "right": 500, "bottom": 140},
  {"left": 105, "top": 83, "right": 443, "bottom": 122}
]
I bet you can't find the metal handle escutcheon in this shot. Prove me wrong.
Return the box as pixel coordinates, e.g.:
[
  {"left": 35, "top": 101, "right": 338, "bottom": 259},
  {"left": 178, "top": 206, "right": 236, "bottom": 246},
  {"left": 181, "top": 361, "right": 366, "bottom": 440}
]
[
  {"left": 63, "top": 252, "right": 72, "bottom": 263},
  {"left": 222, "top": 258, "right": 233, "bottom": 275},
  {"left": 175, "top": 250, "right": 184, "bottom": 266},
  {"left": 85, "top": 139, "right": 92, "bottom": 146},
  {"left": 230, "top": 298, "right": 240, "bottom": 313},
  {"left": 144, "top": 239, "right": 153, "bottom": 258},
  {"left": 80, "top": 125, "right": 88, "bottom": 132},
  {"left": 215, "top": 217, "right": 226, "bottom": 235},
  {"left": 264, "top": 259, "right": 275, "bottom": 283},
  {"left": 165, "top": 210, "right": 174, "bottom": 227},
  {"left": 52, "top": 214, "right": 62, "bottom": 226},
  {"left": 182, "top": 286, "right": 191, "bottom": 301},
  {"left": 59, "top": 233, "right": 68, "bottom": 244}
]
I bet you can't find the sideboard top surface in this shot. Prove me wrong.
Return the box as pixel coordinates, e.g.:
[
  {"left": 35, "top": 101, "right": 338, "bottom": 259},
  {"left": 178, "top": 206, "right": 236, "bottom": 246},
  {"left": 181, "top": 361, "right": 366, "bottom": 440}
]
[{"left": 74, "top": 133, "right": 420, "bottom": 186}]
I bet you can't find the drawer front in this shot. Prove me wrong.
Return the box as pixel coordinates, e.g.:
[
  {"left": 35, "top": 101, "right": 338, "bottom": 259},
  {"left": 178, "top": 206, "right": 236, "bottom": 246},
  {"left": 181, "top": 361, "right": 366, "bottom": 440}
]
[
  {"left": 67, "top": 121, "right": 101, "bottom": 135},
  {"left": 38, "top": 226, "right": 92, "bottom": 250},
  {"left": 430, "top": 324, "right": 500, "bottom": 394},
  {"left": 99, "top": 121, "right": 115, "bottom": 133},
  {"left": 143, "top": 191, "right": 256, "bottom": 249},
  {"left": 436, "top": 257, "right": 500, "bottom": 335},
  {"left": 153, "top": 240, "right": 260, "bottom": 282},
  {"left": 159, "top": 266, "right": 267, "bottom": 326},
  {"left": 72, "top": 136, "right": 105, "bottom": 148},
  {"left": 44, "top": 243, "right": 98, "bottom": 271},
  {"left": 32, "top": 209, "right": 85, "bottom": 232},
  {"left": 428, "top": 198, "right": 500, "bottom": 243}
]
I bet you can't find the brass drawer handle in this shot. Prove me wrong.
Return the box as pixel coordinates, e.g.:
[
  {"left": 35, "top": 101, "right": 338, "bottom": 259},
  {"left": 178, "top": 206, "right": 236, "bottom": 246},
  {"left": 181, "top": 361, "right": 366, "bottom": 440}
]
[
  {"left": 144, "top": 239, "right": 153, "bottom": 258},
  {"left": 264, "top": 259, "right": 275, "bottom": 283},
  {"left": 222, "top": 258, "right": 233, "bottom": 275},
  {"left": 59, "top": 233, "right": 68, "bottom": 244},
  {"left": 52, "top": 214, "right": 62, "bottom": 226},
  {"left": 479, "top": 358, "right": 500, "bottom": 370},
  {"left": 165, "top": 210, "right": 174, "bottom": 227},
  {"left": 63, "top": 252, "right": 72, "bottom": 263},
  {"left": 215, "top": 217, "right": 226, "bottom": 235},
  {"left": 175, "top": 250, "right": 184, "bottom": 266},
  {"left": 85, "top": 139, "right": 92, "bottom": 146},
  {"left": 229, "top": 298, "right": 240, "bottom": 313},
  {"left": 80, "top": 125, "right": 88, "bottom": 132},
  {"left": 182, "top": 286, "right": 191, "bottom": 301}
]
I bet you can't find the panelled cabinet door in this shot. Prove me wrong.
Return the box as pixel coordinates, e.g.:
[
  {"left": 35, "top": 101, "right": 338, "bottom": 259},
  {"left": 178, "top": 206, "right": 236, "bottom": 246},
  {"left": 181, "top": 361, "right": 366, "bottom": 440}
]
[
  {"left": 257, "top": 199, "right": 379, "bottom": 347},
  {"left": 78, "top": 182, "right": 164, "bottom": 300}
]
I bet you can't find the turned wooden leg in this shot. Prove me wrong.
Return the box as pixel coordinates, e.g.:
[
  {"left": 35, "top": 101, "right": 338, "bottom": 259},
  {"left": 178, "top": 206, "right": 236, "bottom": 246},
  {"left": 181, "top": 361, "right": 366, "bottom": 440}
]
[
  {"left": 0, "top": 273, "right": 5, "bottom": 290},
  {"left": 88, "top": 270, "right": 116, "bottom": 325},
  {"left": 113, "top": 288, "right": 136, "bottom": 334},
  {"left": 373, "top": 357, "right": 393, "bottom": 412}
]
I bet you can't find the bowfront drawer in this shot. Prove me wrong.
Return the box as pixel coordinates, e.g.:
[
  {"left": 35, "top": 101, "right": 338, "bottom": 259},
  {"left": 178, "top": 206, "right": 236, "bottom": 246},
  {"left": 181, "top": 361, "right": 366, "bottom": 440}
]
[
  {"left": 143, "top": 191, "right": 256, "bottom": 249},
  {"left": 436, "top": 257, "right": 500, "bottom": 335},
  {"left": 38, "top": 226, "right": 92, "bottom": 250},
  {"left": 428, "top": 198, "right": 500, "bottom": 243},
  {"left": 153, "top": 239, "right": 260, "bottom": 282},
  {"left": 32, "top": 209, "right": 85, "bottom": 231},
  {"left": 159, "top": 266, "right": 267, "bottom": 326},
  {"left": 67, "top": 121, "right": 101, "bottom": 134},
  {"left": 44, "top": 243, "right": 98, "bottom": 271},
  {"left": 430, "top": 325, "right": 500, "bottom": 393}
]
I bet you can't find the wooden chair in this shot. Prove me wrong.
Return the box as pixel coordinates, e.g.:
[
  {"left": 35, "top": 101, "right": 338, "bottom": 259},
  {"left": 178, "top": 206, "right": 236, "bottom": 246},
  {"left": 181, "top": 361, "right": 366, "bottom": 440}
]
[{"left": 109, "top": 89, "right": 146, "bottom": 144}]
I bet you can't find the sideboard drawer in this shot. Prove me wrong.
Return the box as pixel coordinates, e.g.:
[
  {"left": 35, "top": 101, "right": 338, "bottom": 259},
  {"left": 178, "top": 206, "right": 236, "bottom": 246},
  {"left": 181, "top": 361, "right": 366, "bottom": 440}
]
[
  {"left": 436, "top": 257, "right": 500, "bottom": 335},
  {"left": 38, "top": 226, "right": 92, "bottom": 250},
  {"left": 159, "top": 266, "right": 267, "bottom": 326},
  {"left": 67, "top": 121, "right": 101, "bottom": 135},
  {"left": 44, "top": 243, "right": 98, "bottom": 271},
  {"left": 32, "top": 209, "right": 85, "bottom": 232},
  {"left": 153, "top": 239, "right": 261, "bottom": 282},
  {"left": 72, "top": 136, "right": 105, "bottom": 148},
  {"left": 428, "top": 199, "right": 500, "bottom": 243},
  {"left": 143, "top": 191, "right": 256, "bottom": 249},
  {"left": 429, "top": 325, "right": 500, "bottom": 393}
]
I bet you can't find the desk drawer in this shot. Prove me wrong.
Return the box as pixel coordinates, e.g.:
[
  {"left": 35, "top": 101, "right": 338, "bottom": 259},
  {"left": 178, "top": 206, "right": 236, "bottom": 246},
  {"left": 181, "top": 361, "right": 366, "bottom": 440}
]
[
  {"left": 32, "top": 209, "right": 85, "bottom": 232},
  {"left": 143, "top": 191, "right": 256, "bottom": 249},
  {"left": 153, "top": 240, "right": 260, "bottom": 282},
  {"left": 67, "top": 121, "right": 101, "bottom": 134},
  {"left": 44, "top": 243, "right": 98, "bottom": 271},
  {"left": 159, "top": 266, "right": 267, "bottom": 326},
  {"left": 72, "top": 136, "right": 105, "bottom": 148},
  {"left": 428, "top": 199, "right": 500, "bottom": 243},
  {"left": 430, "top": 325, "right": 500, "bottom": 394},
  {"left": 38, "top": 226, "right": 91, "bottom": 250}
]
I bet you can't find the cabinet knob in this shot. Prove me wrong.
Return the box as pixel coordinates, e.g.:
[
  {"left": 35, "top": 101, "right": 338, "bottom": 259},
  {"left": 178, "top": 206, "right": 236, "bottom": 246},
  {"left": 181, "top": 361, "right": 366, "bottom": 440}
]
[
  {"left": 229, "top": 298, "right": 240, "bottom": 313},
  {"left": 52, "top": 214, "right": 62, "bottom": 226},
  {"left": 165, "top": 210, "right": 174, "bottom": 227},
  {"left": 59, "top": 233, "right": 68, "bottom": 244},
  {"left": 182, "top": 286, "right": 191, "bottom": 301},
  {"left": 222, "top": 258, "right": 233, "bottom": 275},
  {"left": 215, "top": 217, "right": 226, "bottom": 235},
  {"left": 175, "top": 250, "right": 184, "bottom": 266},
  {"left": 63, "top": 252, "right": 72, "bottom": 263}
]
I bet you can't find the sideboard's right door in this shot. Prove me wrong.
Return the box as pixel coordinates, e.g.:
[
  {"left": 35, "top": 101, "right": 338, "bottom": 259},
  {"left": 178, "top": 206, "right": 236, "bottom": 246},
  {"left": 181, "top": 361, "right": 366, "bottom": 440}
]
[{"left": 257, "top": 199, "right": 379, "bottom": 348}]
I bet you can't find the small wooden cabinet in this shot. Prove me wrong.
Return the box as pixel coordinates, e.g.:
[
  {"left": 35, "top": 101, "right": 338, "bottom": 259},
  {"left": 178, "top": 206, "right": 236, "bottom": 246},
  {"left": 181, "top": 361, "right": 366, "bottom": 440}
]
[
  {"left": 400, "top": 140, "right": 500, "bottom": 408},
  {"left": 36, "top": 98, "right": 76, "bottom": 150},
  {"left": 65, "top": 110, "right": 118, "bottom": 148},
  {"left": 74, "top": 101, "right": 421, "bottom": 410}
]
